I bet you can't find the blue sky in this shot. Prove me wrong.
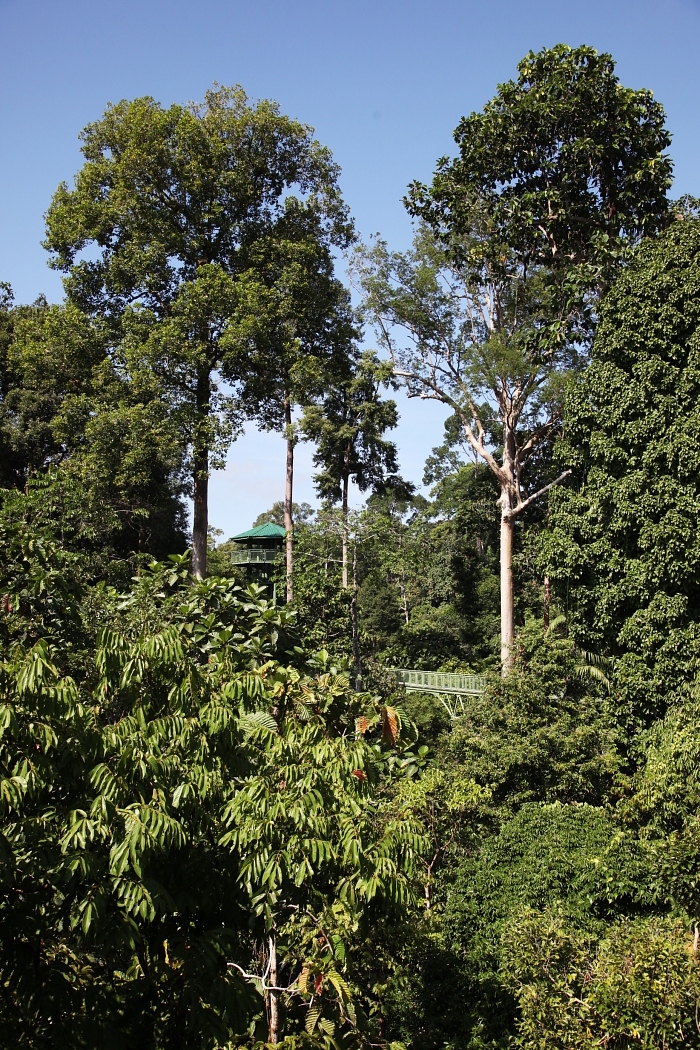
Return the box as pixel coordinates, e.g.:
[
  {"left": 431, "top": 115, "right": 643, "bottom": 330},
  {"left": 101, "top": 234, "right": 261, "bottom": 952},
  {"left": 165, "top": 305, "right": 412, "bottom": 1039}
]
[{"left": 2, "top": 0, "right": 699, "bottom": 536}]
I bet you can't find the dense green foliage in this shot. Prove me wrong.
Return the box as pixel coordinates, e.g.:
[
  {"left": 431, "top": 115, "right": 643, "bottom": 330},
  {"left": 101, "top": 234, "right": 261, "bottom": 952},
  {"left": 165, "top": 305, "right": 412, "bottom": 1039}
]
[
  {"left": 545, "top": 217, "right": 700, "bottom": 727},
  {"left": 278, "top": 466, "right": 501, "bottom": 674},
  {"left": 0, "top": 293, "right": 187, "bottom": 556},
  {"left": 0, "top": 497, "right": 424, "bottom": 1048},
  {"left": 407, "top": 44, "right": 672, "bottom": 296}
]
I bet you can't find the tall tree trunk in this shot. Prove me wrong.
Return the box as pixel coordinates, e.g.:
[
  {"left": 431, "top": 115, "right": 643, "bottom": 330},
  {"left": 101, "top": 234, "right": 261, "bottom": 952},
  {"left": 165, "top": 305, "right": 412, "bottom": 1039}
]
[
  {"left": 351, "top": 537, "right": 362, "bottom": 690},
  {"left": 341, "top": 460, "right": 350, "bottom": 590},
  {"left": 543, "top": 575, "right": 551, "bottom": 631},
  {"left": 191, "top": 367, "right": 210, "bottom": 580},
  {"left": 500, "top": 510, "right": 514, "bottom": 675},
  {"left": 400, "top": 567, "right": 409, "bottom": 626},
  {"left": 284, "top": 397, "right": 294, "bottom": 603},
  {"left": 458, "top": 404, "right": 570, "bottom": 673},
  {"left": 498, "top": 417, "right": 518, "bottom": 675},
  {"left": 268, "top": 935, "right": 279, "bottom": 1045},
  {"left": 192, "top": 450, "right": 209, "bottom": 580}
]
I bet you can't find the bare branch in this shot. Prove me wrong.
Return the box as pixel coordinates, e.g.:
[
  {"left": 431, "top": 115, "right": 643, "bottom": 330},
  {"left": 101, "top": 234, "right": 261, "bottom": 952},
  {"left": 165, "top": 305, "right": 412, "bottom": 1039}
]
[
  {"left": 506, "top": 469, "right": 572, "bottom": 520},
  {"left": 227, "top": 961, "right": 298, "bottom": 995},
  {"left": 516, "top": 417, "right": 560, "bottom": 463},
  {"left": 393, "top": 366, "right": 507, "bottom": 485}
]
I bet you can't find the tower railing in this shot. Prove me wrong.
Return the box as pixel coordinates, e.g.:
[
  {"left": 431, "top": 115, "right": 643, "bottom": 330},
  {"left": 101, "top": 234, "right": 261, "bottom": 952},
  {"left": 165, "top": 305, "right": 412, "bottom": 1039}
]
[{"left": 228, "top": 548, "right": 281, "bottom": 566}]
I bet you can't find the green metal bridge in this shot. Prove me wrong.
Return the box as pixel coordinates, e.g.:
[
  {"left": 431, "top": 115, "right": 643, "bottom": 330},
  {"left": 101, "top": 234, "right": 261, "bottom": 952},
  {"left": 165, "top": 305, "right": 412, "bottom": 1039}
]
[{"left": 391, "top": 668, "right": 488, "bottom": 719}]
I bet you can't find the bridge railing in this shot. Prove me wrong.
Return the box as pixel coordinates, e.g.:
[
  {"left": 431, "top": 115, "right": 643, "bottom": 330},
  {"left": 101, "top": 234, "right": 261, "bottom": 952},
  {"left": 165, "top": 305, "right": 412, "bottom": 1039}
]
[{"left": 390, "top": 668, "right": 488, "bottom": 696}]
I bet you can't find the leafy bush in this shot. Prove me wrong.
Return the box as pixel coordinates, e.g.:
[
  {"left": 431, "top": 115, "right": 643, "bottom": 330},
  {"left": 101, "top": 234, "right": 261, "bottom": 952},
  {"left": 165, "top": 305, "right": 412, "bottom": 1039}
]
[
  {"left": 507, "top": 911, "right": 700, "bottom": 1049},
  {"left": 0, "top": 542, "right": 424, "bottom": 1049}
]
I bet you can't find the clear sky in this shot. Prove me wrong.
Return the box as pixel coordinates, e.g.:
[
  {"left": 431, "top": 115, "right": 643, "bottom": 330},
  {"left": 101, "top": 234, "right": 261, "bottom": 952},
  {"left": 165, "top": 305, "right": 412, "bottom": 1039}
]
[{"left": 2, "top": 0, "right": 699, "bottom": 536}]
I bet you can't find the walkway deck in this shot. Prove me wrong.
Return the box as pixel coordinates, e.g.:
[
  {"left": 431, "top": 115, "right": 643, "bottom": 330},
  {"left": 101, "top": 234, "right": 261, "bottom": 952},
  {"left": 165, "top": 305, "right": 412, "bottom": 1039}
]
[{"left": 391, "top": 668, "right": 488, "bottom": 696}]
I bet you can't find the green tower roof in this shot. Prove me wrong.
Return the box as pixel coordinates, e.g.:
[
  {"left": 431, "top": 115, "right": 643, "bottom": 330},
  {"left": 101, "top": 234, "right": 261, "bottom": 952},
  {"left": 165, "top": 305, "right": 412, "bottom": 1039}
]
[{"left": 230, "top": 522, "right": 287, "bottom": 541}]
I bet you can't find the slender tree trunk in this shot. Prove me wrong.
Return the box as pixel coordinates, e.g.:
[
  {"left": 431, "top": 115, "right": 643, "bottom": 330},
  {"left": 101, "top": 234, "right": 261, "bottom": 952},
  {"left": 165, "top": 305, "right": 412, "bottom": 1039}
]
[
  {"left": 424, "top": 855, "right": 436, "bottom": 911},
  {"left": 192, "top": 451, "right": 209, "bottom": 579},
  {"left": 191, "top": 367, "right": 210, "bottom": 580},
  {"left": 283, "top": 397, "right": 295, "bottom": 603},
  {"left": 498, "top": 415, "right": 519, "bottom": 675},
  {"left": 268, "top": 935, "right": 279, "bottom": 1045},
  {"left": 400, "top": 568, "right": 409, "bottom": 626},
  {"left": 500, "top": 510, "right": 514, "bottom": 675},
  {"left": 341, "top": 464, "right": 349, "bottom": 590},
  {"left": 543, "top": 575, "right": 551, "bottom": 631},
  {"left": 351, "top": 537, "right": 362, "bottom": 690}
]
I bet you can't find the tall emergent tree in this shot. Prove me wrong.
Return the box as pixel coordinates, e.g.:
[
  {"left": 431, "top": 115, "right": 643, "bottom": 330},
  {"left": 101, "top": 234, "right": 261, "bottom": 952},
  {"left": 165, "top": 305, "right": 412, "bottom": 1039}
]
[
  {"left": 301, "top": 349, "right": 401, "bottom": 588},
  {"left": 356, "top": 44, "right": 672, "bottom": 671},
  {"left": 44, "top": 85, "right": 354, "bottom": 578}
]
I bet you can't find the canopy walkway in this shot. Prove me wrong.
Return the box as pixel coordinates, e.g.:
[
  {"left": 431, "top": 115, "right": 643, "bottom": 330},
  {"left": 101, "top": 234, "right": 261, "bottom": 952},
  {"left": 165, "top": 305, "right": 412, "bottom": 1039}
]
[
  {"left": 392, "top": 668, "right": 487, "bottom": 696},
  {"left": 391, "top": 668, "right": 488, "bottom": 718}
]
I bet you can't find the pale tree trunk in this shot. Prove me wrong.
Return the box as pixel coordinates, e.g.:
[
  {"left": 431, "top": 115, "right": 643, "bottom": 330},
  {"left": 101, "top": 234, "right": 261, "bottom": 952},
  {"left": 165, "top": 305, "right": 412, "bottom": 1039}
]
[
  {"left": 496, "top": 467, "right": 569, "bottom": 672},
  {"left": 500, "top": 510, "right": 514, "bottom": 675},
  {"left": 341, "top": 462, "right": 349, "bottom": 590},
  {"left": 499, "top": 419, "right": 517, "bottom": 675},
  {"left": 400, "top": 577, "right": 409, "bottom": 625},
  {"left": 446, "top": 394, "right": 570, "bottom": 675},
  {"left": 350, "top": 537, "right": 362, "bottom": 690},
  {"left": 268, "top": 935, "right": 279, "bottom": 1045},
  {"left": 191, "top": 367, "right": 210, "bottom": 580},
  {"left": 543, "top": 575, "right": 551, "bottom": 631},
  {"left": 284, "top": 397, "right": 294, "bottom": 603}
]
